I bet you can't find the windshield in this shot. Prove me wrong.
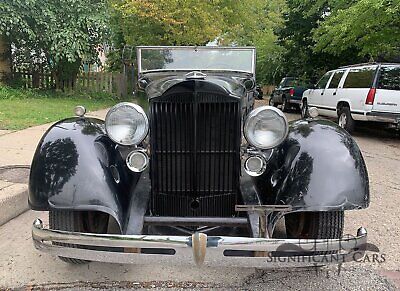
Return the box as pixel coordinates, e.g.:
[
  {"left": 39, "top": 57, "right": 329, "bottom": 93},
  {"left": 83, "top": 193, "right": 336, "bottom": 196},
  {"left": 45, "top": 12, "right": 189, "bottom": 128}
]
[{"left": 138, "top": 46, "right": 255, "bottom": 74}]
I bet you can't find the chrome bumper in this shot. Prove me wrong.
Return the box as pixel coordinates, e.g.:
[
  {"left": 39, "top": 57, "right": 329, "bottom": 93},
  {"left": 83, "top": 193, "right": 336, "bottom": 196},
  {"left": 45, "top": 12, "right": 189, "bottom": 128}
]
[
  {"left": 366, "top": 111, "right": 400, "bottom": 124},
  {"left": 289, "top": 98, "right": 302, "bottom": 105},
  {"left": 32, "top": 219, "right": 368, "bottom": 268}
]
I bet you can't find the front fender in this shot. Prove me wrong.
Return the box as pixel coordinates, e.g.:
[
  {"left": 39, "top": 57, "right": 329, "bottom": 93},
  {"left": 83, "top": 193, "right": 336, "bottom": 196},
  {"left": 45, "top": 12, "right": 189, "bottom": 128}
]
[
  {"left": 253, "top": 119, "right": 369, "bottom": 211},
  {"left": 28, "top": 117, "right": 139, "bottom": 230}
]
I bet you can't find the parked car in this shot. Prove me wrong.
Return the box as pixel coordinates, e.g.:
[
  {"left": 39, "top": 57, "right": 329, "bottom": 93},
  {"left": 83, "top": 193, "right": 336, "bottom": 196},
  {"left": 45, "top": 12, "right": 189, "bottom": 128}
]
[
  {"left": 29, "top": 46, "right": 369, "bottom": 267},
  {"left": 269, "top": 77, "right": 308, "bottom": 111},
  {"left": 302, "top": 63, "right": 400, "bottom": 133}
]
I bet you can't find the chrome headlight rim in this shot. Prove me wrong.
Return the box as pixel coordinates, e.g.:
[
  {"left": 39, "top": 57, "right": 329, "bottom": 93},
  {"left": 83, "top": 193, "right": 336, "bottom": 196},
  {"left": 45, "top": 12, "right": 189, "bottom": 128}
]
[
  {"left": 126, "top": 148, "right": 149, "bottom": 172},
  {"left": 244, "top": 106, "right": 289, "bottom": 150},
  {"left": 105, "top": 102, "right": 149, "bottom": 146},
  {"left": 244, "top": 155, "right": 267, "bottom": 177}
]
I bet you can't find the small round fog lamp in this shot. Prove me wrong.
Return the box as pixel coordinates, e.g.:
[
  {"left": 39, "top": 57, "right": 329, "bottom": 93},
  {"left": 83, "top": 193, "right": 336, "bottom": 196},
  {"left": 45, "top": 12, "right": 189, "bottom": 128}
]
[
  {"left": 126, "top": 150, "right": 149, "bottom": 172},
  {"left": 244, "top": 155, "right": 266, "bottom": 177},
  {"left": 74, "top": 106, "right": 86, "bottom": 117}
]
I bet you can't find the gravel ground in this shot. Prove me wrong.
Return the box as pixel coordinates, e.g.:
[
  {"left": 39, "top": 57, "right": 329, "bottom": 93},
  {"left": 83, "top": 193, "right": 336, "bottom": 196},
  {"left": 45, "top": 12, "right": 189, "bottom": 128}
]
[
  {"left": 10, "top": 267, "right": 396, "bottom": 290},
  {"left": 0, "top": 99, "right": 399, "bottom": 290}
]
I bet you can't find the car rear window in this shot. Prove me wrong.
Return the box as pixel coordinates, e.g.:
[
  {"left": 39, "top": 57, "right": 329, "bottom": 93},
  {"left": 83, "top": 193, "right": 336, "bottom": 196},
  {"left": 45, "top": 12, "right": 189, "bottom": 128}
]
[
  {"left": 343, "top": 67, "right": 376, "bottom": 88},
  {"left": 378, "top": 66, "right": 400, "bottom": 91},
  {"left": 285, "top": 79, "right": 298, "bottom": 87},
  {"left": 328, "top": 71, "right": 345, "bottom": 88}
]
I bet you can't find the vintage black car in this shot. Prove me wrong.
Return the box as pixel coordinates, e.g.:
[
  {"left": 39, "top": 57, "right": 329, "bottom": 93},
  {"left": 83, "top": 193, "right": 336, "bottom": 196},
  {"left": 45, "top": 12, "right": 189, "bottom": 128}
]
[{"left": 29, "top": 46, "right": 369, "bottom": 267}]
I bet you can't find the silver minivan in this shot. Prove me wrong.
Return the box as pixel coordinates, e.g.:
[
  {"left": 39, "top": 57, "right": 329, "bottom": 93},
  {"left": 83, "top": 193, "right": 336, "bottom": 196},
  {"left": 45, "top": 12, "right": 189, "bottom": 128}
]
[{"left": 302, "top": 63, "right": 400, "bottom": 132}]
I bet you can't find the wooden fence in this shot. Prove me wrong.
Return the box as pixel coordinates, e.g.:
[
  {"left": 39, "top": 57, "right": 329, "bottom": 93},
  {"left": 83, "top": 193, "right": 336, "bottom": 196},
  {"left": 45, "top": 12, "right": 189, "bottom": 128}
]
[{"left": 12, "top": 69, "right": 134, "bottom": 98}]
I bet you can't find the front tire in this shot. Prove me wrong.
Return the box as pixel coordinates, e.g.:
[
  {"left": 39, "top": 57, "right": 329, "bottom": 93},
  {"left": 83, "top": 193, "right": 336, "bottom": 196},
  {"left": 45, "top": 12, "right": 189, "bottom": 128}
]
[
  {"left": 337, "top": 107, "right": 355, "bottom": 133},
  {"left": 269, "top": 97, "right": 276, "bottom": 107},
  {"left": 285, "top": 211, "right": 344, "bottom": 240},
  {"left": 49, "top": 210, "right": 109, "bottom": 264}
]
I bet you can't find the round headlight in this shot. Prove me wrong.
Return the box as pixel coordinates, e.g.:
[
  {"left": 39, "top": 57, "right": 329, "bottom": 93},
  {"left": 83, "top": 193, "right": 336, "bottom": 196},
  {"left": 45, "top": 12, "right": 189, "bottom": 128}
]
[
  {"left": 105, "top": 102, "right": 149, "bottom": 145},
  {"left": 244, "top": 106, "right": 288, "bottom": 149}
]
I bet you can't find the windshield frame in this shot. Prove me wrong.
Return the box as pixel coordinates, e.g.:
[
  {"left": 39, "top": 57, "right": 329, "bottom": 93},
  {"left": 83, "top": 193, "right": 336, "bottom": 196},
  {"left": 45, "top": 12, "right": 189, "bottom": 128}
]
[{"left": 137, "top": 46, "right": 256, "bottom": 75}]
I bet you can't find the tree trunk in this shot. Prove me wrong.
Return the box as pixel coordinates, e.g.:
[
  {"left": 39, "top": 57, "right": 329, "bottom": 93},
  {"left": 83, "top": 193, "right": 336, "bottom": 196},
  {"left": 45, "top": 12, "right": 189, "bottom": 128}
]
[{"left": 0, "top": 35, "right": 12, "bottom": 82}]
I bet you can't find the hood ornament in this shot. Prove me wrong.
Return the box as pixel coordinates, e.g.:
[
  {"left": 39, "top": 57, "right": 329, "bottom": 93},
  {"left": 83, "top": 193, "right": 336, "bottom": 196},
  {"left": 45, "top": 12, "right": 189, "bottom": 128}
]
[{"left": 185, "top": 71, "right": 207, "bottom": 80}]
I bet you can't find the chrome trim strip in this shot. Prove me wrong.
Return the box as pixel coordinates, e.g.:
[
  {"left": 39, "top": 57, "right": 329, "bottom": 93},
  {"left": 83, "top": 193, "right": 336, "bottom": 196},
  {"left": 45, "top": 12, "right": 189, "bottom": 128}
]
[{"left": 32, "top": 219, "right": 368, "bottom": 267}]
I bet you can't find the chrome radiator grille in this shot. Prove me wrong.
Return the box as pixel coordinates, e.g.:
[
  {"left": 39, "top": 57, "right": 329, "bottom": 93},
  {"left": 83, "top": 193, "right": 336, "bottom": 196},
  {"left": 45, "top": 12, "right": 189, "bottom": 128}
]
[{"left": 149, "top": 92, "right": 241, "bottom": 217}]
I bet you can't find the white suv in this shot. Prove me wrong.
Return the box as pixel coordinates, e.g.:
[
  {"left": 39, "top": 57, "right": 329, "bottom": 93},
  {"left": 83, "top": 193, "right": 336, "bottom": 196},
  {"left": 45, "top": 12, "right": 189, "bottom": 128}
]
[{"left": 301, "top": 63, "right": 400, "bottom": 132}]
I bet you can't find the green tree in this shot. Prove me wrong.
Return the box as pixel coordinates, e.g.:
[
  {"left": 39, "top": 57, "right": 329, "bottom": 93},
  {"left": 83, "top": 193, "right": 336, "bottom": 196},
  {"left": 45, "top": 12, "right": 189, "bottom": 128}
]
[
  {"left": 110, "top": 0, "right": 286, "bottom": 84},
  {"left": 0, "top": 0, "right": 109, "bottom": 84},
  {"left": 313, "top": 0, "right": 400, "bottom": 60},
  {"left": 277, "top": 0, "right": 365, "bottom": 84},
  {"left": 221, "top": 0, "right": 287, "bottom": 84},
  {"left": 111, "top": 0, "right": 227, "bottom": 46}
]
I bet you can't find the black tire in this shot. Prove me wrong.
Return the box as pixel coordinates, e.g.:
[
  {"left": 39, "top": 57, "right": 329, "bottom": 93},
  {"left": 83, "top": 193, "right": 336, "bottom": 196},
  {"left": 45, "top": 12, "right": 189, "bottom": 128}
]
[
  {"left": 285, "top": 211, "right": 344, "bottom": 240},
  {"left": 49, "top": 210, "right": 108, "bottom": 264},
  {"left": 285, "top": 211, "right": 344, "bottom": 256},
  {"left": 269, "top": 97, "right": 275, "bottom": 106},
  {"left": 337, "top": 106, "right": 355, "bottom": 133},
  {"left": 282, "top": 96, "right": 290, "bottom": 112},
  {"left": 301, "top": 99, "right": 308, "bottom": 118}
]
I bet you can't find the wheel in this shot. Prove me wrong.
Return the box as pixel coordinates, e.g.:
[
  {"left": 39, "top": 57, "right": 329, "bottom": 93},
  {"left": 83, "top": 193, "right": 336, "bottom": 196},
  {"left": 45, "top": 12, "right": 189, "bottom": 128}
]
[
  {"left": 49, "top": 210, "right": 109, "bottom": 264},
  {"left": 337, "top": 107, "right": 355, "bottom": 133},
  {"left": 269, "top": 97, "right": 276, "bottom": 107},
  {"left": 301, "top": 99, "right": 308, "bottom": 118},
  {"left": 285, "top": 211, "right": 344, "bottom": 239},
  {"left": 285, "top": 211, "right": 344, "bottom": 255},
  {"left": 282, "top": 97, "right": 290, "bottom": 112}
]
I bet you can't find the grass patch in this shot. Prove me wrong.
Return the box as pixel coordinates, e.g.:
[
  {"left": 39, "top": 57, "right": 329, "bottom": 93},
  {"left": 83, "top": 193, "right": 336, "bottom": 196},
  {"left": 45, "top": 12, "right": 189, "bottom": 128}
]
[{"left": 0, "top": 86, "right": 126, "bottom": 130}]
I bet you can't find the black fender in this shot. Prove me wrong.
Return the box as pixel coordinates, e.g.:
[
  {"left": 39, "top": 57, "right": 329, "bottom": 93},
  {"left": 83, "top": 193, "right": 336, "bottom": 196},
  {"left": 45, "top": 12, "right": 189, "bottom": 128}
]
[
  {"left": 28, "top": 117, "right": 140, "bottom": 230},
  {"left": 253, "top": 119, "right": 369, "bottom": 211}
]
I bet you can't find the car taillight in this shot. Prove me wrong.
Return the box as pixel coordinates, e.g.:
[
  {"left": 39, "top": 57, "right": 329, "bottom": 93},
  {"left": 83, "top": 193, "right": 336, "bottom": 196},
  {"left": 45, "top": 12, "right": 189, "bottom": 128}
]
[
  {"left": 289, "top": 88, "right": 295, "bottom": 96},
  {"left": 365, "top": 88, "right": 376, "bottom": 105}
]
